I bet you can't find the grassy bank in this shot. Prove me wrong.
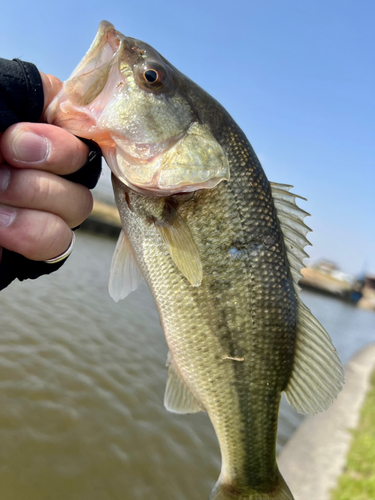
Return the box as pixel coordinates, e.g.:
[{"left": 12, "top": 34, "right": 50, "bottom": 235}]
[{"left": 331, "top": 369, "right": 375, "bottom": 500}]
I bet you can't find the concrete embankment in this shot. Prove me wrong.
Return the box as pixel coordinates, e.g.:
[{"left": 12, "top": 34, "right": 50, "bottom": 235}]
[{"left": 278, "top": 342, "right": 375, "bottom": 500}]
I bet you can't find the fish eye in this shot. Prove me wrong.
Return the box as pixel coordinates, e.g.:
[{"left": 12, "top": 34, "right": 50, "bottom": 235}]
[
  {"left": 144, "top": 69, "right": 158, "bottom": 83},
  {"left": 139, "top": 63, "right": 168, "bottom": 90}
]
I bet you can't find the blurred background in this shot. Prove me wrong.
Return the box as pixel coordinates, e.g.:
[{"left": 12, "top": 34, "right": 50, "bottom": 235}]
[{"left": 1, "top": 1, "right": 374, "bottom": 499}]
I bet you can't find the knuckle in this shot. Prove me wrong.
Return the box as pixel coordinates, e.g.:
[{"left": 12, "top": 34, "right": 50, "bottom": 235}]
[
  {"left": 73, "top": 140, "right": 90, "bottom": 169},
  {"left": 21, "top": 216, "right": 49, "bottom": 259},
  {"left": 81, "top": 188, "right": 94, "bottom": 219},
  {"left": 23, "top": 214, "right": 67, "bottom": 261},
  {"left": 50, "top": 135, "right": 89, "bottom": 172},
  {"left": 69, "top": 185, "right": 93, "bottom": 227},
  {"left": 6, "top": 169, "right": 51, "bottom": 208},
  {"left": 40, "top": 218, "right": 68, "bottom": 259},
  {"left": 29, "top": 175, "right": 53, "bottom": 206}
]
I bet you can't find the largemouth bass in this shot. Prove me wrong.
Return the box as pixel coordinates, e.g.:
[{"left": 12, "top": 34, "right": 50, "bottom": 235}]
[{"left": 46, "top": 21, "right": 344, "bottom": 500}]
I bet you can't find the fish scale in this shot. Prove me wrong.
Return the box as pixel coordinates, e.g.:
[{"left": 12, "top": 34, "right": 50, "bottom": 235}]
[{"left": 47, "top": 21, "right": 344, "bottom": 500}]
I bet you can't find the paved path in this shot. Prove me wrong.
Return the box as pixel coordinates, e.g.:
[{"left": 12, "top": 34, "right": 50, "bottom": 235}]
[{"left": 279, "top": 342, "right": 375, "bottom": 500}]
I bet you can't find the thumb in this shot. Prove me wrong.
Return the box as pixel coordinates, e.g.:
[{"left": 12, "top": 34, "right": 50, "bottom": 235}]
[{"left": 39, "top": 72, "right": 63, "bottom": 117}]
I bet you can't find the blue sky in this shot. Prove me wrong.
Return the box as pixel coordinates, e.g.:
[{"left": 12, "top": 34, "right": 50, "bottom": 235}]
[{"left": 2, "top": 0, "right": 374, "bottom": 275}]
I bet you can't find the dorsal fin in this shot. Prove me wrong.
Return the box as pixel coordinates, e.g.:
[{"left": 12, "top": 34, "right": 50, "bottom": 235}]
[
  {"left": 271, "top": 183, "right": 344, "bottom": 413},
  {"left": 271, "top": 182, "right": 312, "bottom": 289},
  {"left": 108, "top": 229, "right": 143, "bottom": 302}
]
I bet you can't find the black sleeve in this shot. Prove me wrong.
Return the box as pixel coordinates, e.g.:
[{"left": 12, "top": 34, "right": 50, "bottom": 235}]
[
  {"left": 0, "top": 58, "right": 102, "bottom": 291},
  {"left": 0, "top": 58, "right": 44, "bottom": 132}
]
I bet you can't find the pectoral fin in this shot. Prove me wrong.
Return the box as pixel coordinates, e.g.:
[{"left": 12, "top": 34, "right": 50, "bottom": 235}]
[
  {"left": 108, "top": 229, "right": 143, "bottom": 302},
  {"left": 155, "top": 205, "right": 203, "bottom": 287},
  {"left": 164, "top": 352, "right": 205, "bottom": 414}
]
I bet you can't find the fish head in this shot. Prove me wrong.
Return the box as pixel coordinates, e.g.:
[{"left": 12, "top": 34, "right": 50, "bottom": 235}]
[{"left": 46, "top": 21, "right": 230, "bottom": 196}]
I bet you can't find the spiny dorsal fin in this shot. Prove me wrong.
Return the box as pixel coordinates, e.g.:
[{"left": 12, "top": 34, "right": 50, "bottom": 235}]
[
  {"left": 284, "top": 299, "right": 344, "bottom": 414},
  {"left": 155, "top": 206, "right": 203, "bottom": 287},
  {"left": 270, "top": 182, "right": 312, "bottom": 289},
  {"left": 271, "top": 183, "right": 344, "bottom": 413},
  {"left": 164, "top": 352, "right": 205, "bottom": 414},
  {"left": 108, "top": 229, "right": 143, "bottom": 302}
]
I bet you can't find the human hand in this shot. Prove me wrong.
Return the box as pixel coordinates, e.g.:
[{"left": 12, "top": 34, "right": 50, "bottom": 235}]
[{"left": 0, "top": 72, "right": 95, "bottom": 265}]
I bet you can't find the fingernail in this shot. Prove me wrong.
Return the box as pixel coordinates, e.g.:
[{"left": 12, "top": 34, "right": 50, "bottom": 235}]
[
  {"left": 12, "top": 131, "right": 49, "bottom": 163},
  {"left": 0, "top": 205, "right": 16, "bottom": 227},
  {"left": 0, "top": 167, "right": 10, "bottom": 192}
]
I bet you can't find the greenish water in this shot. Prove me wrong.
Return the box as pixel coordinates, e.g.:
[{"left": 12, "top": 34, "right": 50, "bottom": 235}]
[{"left": 0, "top": 231, "right": 374, "bottom": 500}]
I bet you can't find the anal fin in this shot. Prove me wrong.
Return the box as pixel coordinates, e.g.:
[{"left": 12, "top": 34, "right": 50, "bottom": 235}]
[{"left": 164, "top": 352, "right": 205, "bottom": 414}]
